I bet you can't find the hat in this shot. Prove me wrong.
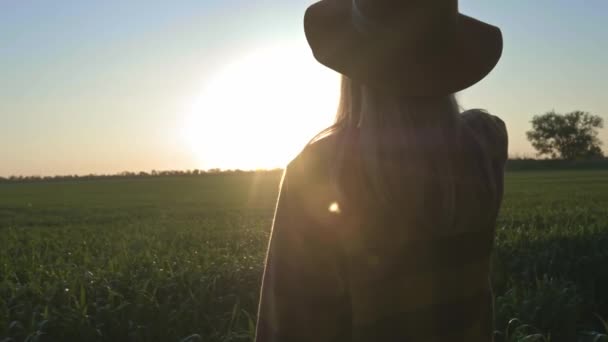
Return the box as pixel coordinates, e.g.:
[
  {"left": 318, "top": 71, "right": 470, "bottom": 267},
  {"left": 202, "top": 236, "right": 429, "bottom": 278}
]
[{"left": 304, "top": 0, "right": 503, "bottom": 96}]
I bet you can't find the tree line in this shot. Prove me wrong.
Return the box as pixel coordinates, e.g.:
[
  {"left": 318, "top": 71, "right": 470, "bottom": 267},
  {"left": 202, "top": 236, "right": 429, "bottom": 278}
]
[{"left": 0, "top": 169, "right": 283, "bottom": 184}]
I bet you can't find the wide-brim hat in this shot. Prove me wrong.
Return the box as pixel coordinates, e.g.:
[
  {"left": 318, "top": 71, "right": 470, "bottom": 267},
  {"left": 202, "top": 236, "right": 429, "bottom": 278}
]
[{"left": 304, "top": 0, "right": 503, "bottom": 96}]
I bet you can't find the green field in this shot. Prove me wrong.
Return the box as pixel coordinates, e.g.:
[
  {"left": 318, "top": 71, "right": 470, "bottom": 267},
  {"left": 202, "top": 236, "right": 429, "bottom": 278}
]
[{"left": 1, "top": 171, "right": 607, "bottom": 341}]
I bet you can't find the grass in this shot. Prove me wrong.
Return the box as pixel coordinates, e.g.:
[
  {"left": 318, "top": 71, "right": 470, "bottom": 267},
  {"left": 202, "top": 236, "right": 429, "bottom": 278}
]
[{"left": 1, "top": 170, "right": 607, "bottom": 341}]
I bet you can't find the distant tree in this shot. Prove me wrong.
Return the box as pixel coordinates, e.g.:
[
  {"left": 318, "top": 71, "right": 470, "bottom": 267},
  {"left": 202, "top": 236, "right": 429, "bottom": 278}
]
[{"left": 526, "top": 110, "right": 604, "bottom": 160}]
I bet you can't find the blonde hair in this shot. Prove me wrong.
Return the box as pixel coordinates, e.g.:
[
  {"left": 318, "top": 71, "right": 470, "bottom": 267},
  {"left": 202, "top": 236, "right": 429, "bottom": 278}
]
[{"left": 311, "top": 76, "right": 462, "bottom": 231}]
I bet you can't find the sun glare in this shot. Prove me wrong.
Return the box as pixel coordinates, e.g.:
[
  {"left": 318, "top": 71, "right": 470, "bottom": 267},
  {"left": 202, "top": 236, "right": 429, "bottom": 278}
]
[{"left": 182, "top": 44, "right": 340, "bottom": 170}]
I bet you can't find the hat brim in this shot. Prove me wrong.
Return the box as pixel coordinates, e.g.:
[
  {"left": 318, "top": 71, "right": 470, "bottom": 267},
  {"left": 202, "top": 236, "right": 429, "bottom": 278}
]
[{"left": 304, "top": 0, "right": 503, "bottom": 96}]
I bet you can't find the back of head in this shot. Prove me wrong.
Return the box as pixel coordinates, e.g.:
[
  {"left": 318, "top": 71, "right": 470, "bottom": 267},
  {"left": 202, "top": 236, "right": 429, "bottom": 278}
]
[{"left": 312, "top": 76, "right": 463, "bottom": 233}]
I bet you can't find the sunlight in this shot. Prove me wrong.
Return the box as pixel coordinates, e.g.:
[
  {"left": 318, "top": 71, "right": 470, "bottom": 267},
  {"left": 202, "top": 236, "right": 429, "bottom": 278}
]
[
  {"left": 182, "top": 43, "right": 340, "bottom": 170},
  {"left": 329, "top": 202, "right": 341, "bottom": 214}
]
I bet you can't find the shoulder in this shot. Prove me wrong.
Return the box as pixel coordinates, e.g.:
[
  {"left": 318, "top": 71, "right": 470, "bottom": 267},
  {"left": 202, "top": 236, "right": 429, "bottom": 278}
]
[
  {"left": 460, "top": 109, "right": 508, "bottom": 162},
  {"left": 460, "top": 109, "right": 507, "bottom": 138},
  {"left": 286, "top": 131, "right": 343, "bottom": 176},
  {"left": 280, "top": 130, "right": 349, "bottom": 202},
  {"left": 278, "top": 131, "right": 345, "bottom": 228}
]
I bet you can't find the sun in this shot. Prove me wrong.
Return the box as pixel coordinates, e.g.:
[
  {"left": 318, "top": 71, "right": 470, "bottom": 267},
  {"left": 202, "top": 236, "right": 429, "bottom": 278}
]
[{"left": 182, "top": 43, "right": 340, "bottom": 171}]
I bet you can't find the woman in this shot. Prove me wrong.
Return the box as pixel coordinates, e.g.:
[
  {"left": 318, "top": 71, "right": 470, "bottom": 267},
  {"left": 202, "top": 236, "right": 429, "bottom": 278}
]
[{"left": 256, "top": 0, "right": 508, "bottom": 341}]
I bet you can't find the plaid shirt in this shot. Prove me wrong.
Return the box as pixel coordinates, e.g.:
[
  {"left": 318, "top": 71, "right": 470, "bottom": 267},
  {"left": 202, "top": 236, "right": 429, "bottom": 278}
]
[{"left": 256, "top": 110, "right": 508, "bottom": 341}]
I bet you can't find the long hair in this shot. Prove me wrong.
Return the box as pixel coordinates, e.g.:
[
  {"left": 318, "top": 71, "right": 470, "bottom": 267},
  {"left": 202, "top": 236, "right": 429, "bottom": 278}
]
[{"left": 311, "top": 75, "right": 462, "bottom": 232}]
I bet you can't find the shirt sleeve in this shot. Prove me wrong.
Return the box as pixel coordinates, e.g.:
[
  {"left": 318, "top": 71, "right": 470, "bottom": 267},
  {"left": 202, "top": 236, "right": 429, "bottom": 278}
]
[{"left": 255, "top": 165, "right": 350, "bottom": 342}]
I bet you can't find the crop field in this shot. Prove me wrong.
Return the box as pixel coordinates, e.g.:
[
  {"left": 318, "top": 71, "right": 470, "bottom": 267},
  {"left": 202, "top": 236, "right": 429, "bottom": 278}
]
[{"left": 1, "top": 170, "right": 607, "bottom": 342}]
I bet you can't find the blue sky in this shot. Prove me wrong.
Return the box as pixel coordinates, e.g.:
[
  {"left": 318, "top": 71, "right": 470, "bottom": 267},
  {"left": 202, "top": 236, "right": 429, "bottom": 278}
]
[{"left": 1, "top": 1, "right": 607, "bottom": 176}]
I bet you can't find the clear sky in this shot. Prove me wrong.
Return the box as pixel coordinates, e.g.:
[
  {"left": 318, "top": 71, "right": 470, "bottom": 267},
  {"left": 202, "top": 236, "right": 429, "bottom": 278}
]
[{"left": 1, "top": 0, "right": 607, "bottom": 177}]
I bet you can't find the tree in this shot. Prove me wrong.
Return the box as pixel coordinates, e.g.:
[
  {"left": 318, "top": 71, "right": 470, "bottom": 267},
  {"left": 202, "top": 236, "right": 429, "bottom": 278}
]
[{"left": 526, "top": 110, "right": 604, "bottom": 160}]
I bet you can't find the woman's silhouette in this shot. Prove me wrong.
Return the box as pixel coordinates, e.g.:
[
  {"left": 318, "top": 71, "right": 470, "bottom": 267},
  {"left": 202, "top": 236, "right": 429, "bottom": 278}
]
[{"left": 256, "top": 0, "right": 507, "bottom": 340}]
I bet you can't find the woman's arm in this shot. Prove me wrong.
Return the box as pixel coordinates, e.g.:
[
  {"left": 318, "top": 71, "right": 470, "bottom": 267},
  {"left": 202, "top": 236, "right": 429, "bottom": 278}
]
[{"left": 255, "top": 166, "right": 350, "bottom": 342}]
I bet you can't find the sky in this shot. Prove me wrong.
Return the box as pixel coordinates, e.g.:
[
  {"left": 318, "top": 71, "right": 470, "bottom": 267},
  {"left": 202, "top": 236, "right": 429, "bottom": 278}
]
[{"left": 1, "top": 0, "right": 607, "bottom": 177}]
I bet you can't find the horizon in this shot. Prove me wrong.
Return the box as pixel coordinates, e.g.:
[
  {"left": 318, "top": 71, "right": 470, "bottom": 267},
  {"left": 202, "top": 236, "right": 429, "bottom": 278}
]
[
  {"left": 1, "top": 1, "right": 607, "bottom": 177},
  {"left": 3, "top": 156, "right": 608, "bottom": 179}
]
